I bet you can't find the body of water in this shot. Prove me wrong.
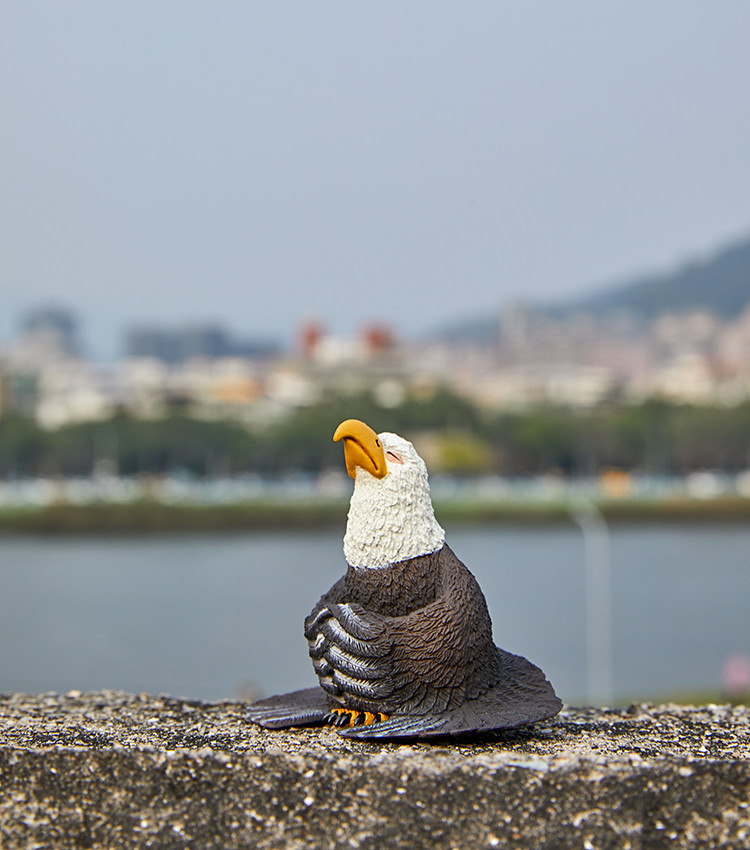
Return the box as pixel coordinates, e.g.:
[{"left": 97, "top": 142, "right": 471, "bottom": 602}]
[{"left": 1, "top": 524, "right": 748, "bottom": 705}]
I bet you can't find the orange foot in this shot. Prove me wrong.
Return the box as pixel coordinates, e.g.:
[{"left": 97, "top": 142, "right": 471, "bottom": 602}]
[{"left": 324, "top": 708, "right": 390, "bottom": 728}]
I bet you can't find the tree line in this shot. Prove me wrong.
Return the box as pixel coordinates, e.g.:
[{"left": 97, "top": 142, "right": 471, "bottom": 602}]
[{"left": 2, "top": 390, "right": 750, "bottom": 478}]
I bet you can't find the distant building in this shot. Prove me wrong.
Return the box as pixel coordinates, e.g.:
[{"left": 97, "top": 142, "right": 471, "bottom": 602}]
[
  {"left": 4, "top": 306, "right": 81, "bottom": 372},
  {"left": 362, "top": 323, "right": 396, "bottom": 355},
  {"left": 126, "top": 325, "right": 229, "bottom": 362},
  {"left": 125, "top": 324, "right": 279, "bottom": 363},
  {"left": 21, "top": 306, "right": 79, "bottom": 357},
  {"left": 125, "top": 327, "right": 179, "bottom": 362},
  {"left": 298, "top": 321, "right": 325, "bottom": 360},
  {"left": 35, "top": 361, "right": 113, "bottom": 428}
]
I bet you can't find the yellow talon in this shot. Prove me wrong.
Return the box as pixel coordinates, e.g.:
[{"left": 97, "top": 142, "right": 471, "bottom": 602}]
[{"left": 325, "top": 708, "right": 390, "bottom": 727}]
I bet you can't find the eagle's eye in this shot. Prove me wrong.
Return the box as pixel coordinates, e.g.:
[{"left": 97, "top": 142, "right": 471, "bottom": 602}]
[{"left": 386, "top": 450, "right": 404, "bottom": 465}]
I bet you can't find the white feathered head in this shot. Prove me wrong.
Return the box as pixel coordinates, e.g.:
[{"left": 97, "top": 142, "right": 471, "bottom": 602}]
[{"left": 334, "top": 419, "right": 445, "bottom": 569}]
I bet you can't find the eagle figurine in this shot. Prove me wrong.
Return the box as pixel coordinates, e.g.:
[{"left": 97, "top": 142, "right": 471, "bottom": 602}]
[{"left": 247, "top": 418, "right": 562, "bottom": 739}]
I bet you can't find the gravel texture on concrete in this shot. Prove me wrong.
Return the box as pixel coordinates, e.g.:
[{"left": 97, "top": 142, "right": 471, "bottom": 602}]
[{"left": 1, "top": 691, "right": 749, "bottom": 849}]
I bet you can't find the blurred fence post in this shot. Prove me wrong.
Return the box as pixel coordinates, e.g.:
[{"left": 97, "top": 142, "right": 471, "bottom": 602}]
[{"left": 572, "top": 499, "right": 613, "bottom": 706}]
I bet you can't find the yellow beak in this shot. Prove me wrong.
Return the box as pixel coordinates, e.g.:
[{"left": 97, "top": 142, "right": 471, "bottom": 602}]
[{"left": 333, "top": 419, "right": 388, "bottom": 480}]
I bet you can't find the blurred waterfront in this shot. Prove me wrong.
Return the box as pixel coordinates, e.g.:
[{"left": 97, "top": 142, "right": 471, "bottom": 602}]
[
  {"left": 1, "top": 525, "right": 748, "bottom": 707},
  {"left": 2, "top": 468, "right": 750, "bottom": 508}
]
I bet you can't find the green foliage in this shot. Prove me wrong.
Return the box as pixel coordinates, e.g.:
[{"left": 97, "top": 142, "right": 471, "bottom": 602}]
[
  {"left": 0, "top": 414, "right": 260, "bottom": 477},
  {"left": 0, "top": 416, "right": 50, "bottom": 475},
  {"left": 254, "top": 388, "right": 481, "bottom": 473},
  {"left": 2, "top": 396, "right": 750, "bottom": 478},
  {"left": 434, "top": 432, "right": 493, "bottom": 475}
]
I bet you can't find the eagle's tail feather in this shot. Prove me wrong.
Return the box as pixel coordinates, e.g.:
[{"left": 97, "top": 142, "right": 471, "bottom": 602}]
[{"left": 246, "top": 687, "right": 330, "bottom": 729}]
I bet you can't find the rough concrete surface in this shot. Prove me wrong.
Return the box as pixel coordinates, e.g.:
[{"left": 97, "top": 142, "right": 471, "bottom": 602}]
[{"left": 0, "top": 691, "right": 748, "bottom": 849}]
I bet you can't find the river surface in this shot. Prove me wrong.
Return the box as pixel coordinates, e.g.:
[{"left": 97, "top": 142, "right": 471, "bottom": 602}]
[{"left": 1, "top": 524, "right": 748, "bottom": 705}]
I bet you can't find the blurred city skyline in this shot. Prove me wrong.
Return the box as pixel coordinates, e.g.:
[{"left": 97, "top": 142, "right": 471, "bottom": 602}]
[
  {"left": 3, "top": 3, "right": 750, "bottom": 359},
  {"left": 4, "top": 224, "right": 750, "bottom": 364}
]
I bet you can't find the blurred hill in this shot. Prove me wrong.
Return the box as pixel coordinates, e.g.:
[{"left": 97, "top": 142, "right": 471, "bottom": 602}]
[
  {"left": 439, "top": 231, "right": 750, "bottom": 342},
  {"left": 561, "top": 232, "right": 750, "bottom": 321}
]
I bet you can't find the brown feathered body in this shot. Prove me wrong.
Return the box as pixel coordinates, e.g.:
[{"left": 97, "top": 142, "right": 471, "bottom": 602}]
[
  {"left": 304, "top": 544, "right": 502, "bottom": 717},
  {"left": 249, "top": 543, "right": 561, "bottom": 739}
]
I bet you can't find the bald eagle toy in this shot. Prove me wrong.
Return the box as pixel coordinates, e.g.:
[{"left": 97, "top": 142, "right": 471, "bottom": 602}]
[{"left": 247, "top": 419, "right": 562, "bottom": 739}]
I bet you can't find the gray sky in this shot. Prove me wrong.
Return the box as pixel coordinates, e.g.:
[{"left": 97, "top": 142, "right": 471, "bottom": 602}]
[{"left": 2, "top": 2, "right": 750, "bottom": 359}]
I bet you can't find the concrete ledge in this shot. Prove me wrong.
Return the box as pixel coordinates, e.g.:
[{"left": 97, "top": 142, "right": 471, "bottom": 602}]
[{"left": 1, "top": 692, "right": 749, "bottom": 849}]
